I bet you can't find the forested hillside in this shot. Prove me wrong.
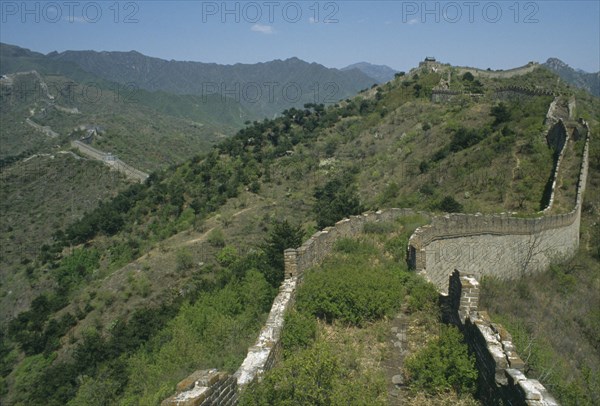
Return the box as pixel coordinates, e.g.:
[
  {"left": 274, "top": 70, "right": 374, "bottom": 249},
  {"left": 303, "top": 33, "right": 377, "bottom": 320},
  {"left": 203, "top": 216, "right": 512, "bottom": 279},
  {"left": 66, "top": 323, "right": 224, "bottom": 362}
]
[{"left": 1, "top": 43, "right": 378, "bottom": 119}]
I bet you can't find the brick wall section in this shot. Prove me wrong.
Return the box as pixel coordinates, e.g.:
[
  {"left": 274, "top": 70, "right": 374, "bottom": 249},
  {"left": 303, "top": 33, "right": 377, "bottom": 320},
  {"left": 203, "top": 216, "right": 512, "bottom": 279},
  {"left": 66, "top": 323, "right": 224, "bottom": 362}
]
[
  {"left": 71, "top": 140, "right": 149, "bottom": 183},
  {"left": 410, "top": 130, "right": 589, "bottom": 293},
  {"left": 494, "top": 86, "right": 555, "bottom": 100},
  {"left": 546, "top": 119, "right": 569, "bottom": 152},
  {"left": 448, "top": 271, "right": 559, "bottom": 405}
]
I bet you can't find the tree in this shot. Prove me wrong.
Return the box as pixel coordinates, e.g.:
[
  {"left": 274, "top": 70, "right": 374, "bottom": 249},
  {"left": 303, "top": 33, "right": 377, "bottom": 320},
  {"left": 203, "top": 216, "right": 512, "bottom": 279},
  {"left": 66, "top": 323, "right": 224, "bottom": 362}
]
[
  {"left": 462, "top": 72, "right": 475, "bottom": 82},
  {"left": 262, "top": 220, "right": 304, "bottom": 287},
  {"left": 313, "top": 175, "right": 363, "bottom": 229},
  {"left": 175, "top": 247, "right": 194, "bottom": 271},
  {"left": 438, "top": 196, "right": 463, "bottom": 213},
  {"left": 413, "top": 83, "right": 423, "bottom": 97},
  {"left": 404, "top": 325, "right": 477, "bottom": 396},
  {"left": 491, "top": 102, "right": 511, "bottom": 125}
]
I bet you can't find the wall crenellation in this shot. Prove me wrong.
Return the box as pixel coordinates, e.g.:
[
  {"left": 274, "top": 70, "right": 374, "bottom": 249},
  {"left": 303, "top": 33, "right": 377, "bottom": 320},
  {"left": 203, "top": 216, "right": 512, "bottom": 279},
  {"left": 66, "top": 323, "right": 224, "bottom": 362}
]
[
  {"left": 494, "top": 85, "right": 556, "bottom": 99},
  {"left": 409, "top": 123, "right": 589, "bottom": 292},
  {"left": 454, "top": 62, "right": 539, "bottom": 79}
]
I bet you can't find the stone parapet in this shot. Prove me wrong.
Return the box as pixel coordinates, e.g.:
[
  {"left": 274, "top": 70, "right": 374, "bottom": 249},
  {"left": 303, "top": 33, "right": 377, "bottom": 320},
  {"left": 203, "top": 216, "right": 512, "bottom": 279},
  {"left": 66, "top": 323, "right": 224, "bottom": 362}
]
[
  {"left": 285, "top": 208, "right": 426, "bottom": 279},
  {"left": 448, "top": 271, "right": 559, "bottom": 405},
  {"left": 409, "top": 130, "right": 589, "bottom": 292},
  {"left": 235, "top": 276, "right": 298, "bottom": 387},
  {"left": 161, "top": 369, "right": 238, "bottom": 406}
]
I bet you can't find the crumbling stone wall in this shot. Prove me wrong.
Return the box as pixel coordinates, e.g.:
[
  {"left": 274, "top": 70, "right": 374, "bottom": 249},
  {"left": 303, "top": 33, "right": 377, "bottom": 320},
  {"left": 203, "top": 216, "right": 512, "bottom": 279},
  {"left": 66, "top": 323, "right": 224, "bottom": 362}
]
[
  {"left": 234, "top": 276, "right": 298, "bottom": 386},
  {"left": 161, "top": 369, "right": 238, "bottom": 406},
  {"left": 162, "top": 209, "right": 426, "bottom": 405},
  {"left": 448, "top": 271, "right": 559, "bottom": 405},
  {"left": 431, "top": 89, "right": 463, "bottom": 103}
]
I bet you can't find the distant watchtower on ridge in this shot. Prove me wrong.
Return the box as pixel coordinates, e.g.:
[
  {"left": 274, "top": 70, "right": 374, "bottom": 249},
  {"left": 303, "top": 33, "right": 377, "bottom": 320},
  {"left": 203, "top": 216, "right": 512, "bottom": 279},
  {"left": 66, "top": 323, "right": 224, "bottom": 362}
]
[{"left": 419, "top": 56, "right": 440, "bottom": 71}]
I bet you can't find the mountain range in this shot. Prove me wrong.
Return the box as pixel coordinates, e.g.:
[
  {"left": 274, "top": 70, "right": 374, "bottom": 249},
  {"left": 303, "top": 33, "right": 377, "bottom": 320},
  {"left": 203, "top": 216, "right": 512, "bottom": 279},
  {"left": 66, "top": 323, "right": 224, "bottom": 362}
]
[
  {"left": 543, "top": 57, "right": 600, "bottom": 97},
  {"left": 1, "top": 44, "right": 382, "bottom": 119},
  {"left": 342, "top": 61, "right": 399, "bottom": 83}
]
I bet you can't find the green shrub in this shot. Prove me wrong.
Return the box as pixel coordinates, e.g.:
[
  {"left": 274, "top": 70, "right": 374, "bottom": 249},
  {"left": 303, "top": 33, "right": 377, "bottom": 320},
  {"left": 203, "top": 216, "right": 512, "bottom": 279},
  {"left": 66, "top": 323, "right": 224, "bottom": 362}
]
[
  {"left": 281, "top": 310, "right": 317, "bottom": 358},
  {"left": 240, "top": 334, "right": 388, "bottom": 406},
  {"left": 449, "top": 127, "right": 491, "bottom": 152},
  {"left": 384, "top": 235, "right": 408, "bottom": 262},
  {"left": 405, "top": 278, "right": 440, "bottom": 313},
  {"left": 333, "top": 238, "right": 377, "bottom": 257},
  {"left": 53, "top": 248, "right": 100, "bottom": 291},
  {"left": 404, "top": 325, "right": 477, "bottom": 396},
  {"left": 207, "top": 228, "right": 225, "bottom": 247},
  {"left": 216, "top": 246, "right": 238, "bottom": 268},
  {"left": 377, "top": 182, "right": 400, "bottom": 205},
  {"left": 239, "top": 342, "right": 340, "bottom": 406},
  {"left": 297, "top": 241, "right": 404, "bottom": 326},
  {"left": 363, "top": 221, "right": 396, "bottom": 234},
  {"left": 175, "top": 247, "right": 194, "bottom": 271},
  {"left": 437, "top": 196, "right": 464, "bottom": 213}
]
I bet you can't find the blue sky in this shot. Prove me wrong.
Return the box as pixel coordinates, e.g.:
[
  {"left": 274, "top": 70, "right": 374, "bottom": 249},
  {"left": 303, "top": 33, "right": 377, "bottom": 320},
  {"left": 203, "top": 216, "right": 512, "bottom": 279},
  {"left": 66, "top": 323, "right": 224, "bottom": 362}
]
[{"left": 1, "top": 1, "right": 599, "bottom": 72}]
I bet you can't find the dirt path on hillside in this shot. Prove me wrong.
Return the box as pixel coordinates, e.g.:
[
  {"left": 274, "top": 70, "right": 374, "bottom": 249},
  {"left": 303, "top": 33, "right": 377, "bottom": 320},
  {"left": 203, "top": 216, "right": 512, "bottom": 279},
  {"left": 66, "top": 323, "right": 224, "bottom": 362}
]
[{"left": 182, "top": 205, "right": 260, "bottom": 246}]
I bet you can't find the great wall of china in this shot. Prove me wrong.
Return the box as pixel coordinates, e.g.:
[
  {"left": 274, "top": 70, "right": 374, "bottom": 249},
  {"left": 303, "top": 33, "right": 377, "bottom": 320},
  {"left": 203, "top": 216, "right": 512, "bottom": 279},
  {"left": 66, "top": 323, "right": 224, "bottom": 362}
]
[
  {"left": 71, "top": 140, "right": 149, "bottom": 183},
  {"left": 1, "top": 71, "right": 149, "bottom": 183},
  {"left": 162, "top": 68, "right": 591, "bottom": 405}
]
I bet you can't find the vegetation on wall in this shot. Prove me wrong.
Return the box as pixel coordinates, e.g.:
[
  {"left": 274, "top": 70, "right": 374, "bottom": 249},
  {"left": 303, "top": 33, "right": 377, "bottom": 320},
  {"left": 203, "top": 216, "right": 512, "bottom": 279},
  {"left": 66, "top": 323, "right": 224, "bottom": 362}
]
[{"left": 241, "top": 224, "right": 479, "bottom": 404}]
